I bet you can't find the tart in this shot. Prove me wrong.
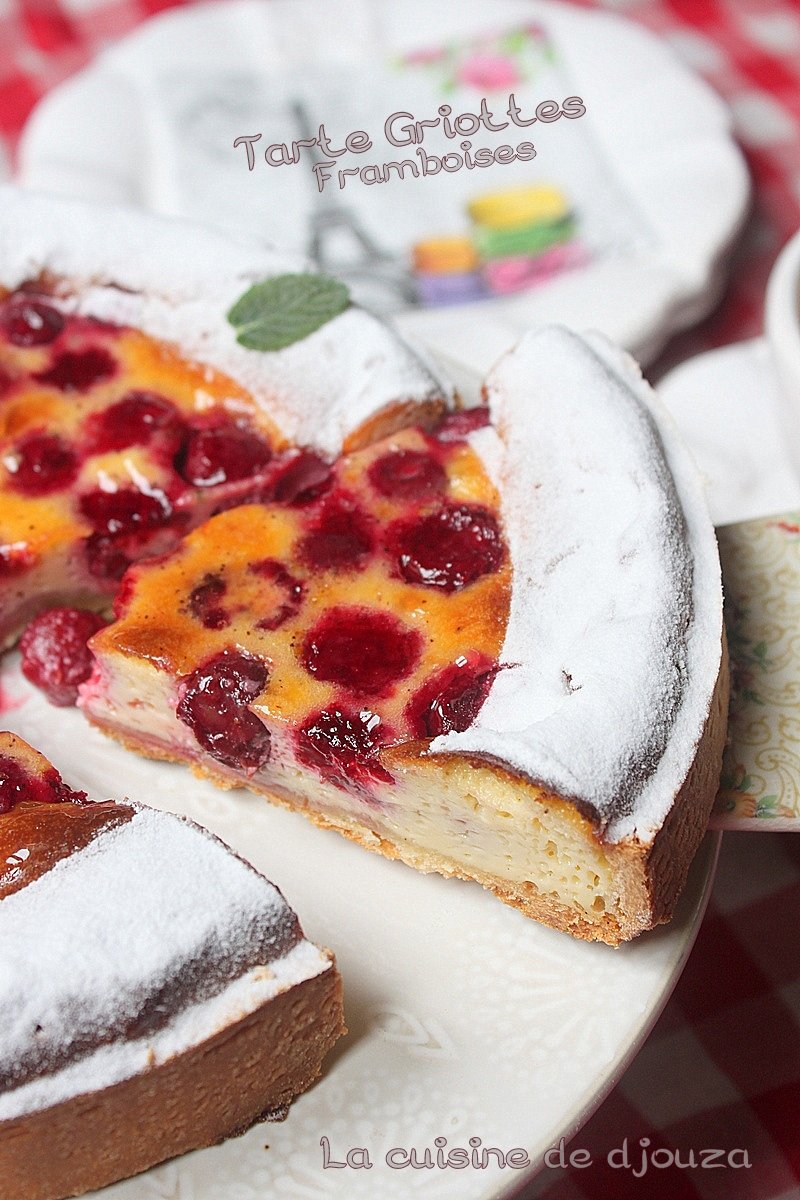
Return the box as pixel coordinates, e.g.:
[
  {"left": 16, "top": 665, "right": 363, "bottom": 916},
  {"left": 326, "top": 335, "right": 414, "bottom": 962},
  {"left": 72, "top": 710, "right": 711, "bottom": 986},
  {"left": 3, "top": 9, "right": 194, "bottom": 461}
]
[
  {"left": 0, "top": 731, "right": 344, "bottom": 1200},
  {"left": 0, "top": 188, "right": 728, "bottom": 945}
]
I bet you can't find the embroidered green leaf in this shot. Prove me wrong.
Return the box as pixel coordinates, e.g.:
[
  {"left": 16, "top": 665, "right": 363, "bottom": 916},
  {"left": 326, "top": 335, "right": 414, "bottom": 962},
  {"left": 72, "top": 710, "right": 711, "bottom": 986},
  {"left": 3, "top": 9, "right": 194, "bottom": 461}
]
[{"left": 227, "top": 274, "right": 350, "bottom": 351}]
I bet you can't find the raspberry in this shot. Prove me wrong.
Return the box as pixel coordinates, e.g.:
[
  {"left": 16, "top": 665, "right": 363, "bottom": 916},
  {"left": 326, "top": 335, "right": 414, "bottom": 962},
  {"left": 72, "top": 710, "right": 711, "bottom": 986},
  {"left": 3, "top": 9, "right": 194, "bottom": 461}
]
[
  {"left": 0, "top": 757, "right": 85, "bottom": 813},
  {"left": 405, "top": 654, "right": 497, "bottom": 738},
  {"left": 432, "top": 406, "right": 491, "bottom": 443},
  {"left": 85, "top": 391, "right": 185, "bottom": 455},
  {"left": 19, "top": 607, "right": 107, "bottom": 707},
  {"left": 0, "top": 544, "right": 35, "bottom": 578},
  {"left": 178, "top": 424, "right": 272, "bottom": 487},
  {"left": 79, "top": 487, "right": 178, "bottom": 583},
  {"left": 270, "top": 450, "right": 332, "bottom": 505},
  {"left": 79, "top": 487, "right": 173, "bottom": 535},
  {"left": 298, "top": 492, "right": 375, "bottom": 573},
  {"left": 296, "top": 707, "right": 393, "bottom": 795},
  {"left": 1, "top": 297, "right": 64, "bottom": 347},
  {"left": 36, "top": 346, "right": 117, "bottom": 392}
]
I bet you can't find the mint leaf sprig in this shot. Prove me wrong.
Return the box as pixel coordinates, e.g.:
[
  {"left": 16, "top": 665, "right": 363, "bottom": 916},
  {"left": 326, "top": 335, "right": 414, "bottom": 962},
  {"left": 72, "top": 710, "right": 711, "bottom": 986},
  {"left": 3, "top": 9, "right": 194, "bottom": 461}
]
[{"left": 227, "top": 273, "right": 350, "bottom": 352}]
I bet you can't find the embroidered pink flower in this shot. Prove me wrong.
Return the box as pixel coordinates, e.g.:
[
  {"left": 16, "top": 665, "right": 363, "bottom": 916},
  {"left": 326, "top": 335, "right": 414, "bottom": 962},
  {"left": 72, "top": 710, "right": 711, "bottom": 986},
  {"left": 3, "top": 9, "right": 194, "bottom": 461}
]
[{"left": 457, "top": 53, "right": 520, "bottom": 91}]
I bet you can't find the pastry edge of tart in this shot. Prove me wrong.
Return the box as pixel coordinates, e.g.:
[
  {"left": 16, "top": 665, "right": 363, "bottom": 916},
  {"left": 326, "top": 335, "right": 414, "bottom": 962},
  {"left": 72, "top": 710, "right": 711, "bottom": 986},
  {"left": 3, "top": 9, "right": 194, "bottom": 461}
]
[
  {"left": 438, "top": 327, "right": 726, "bottom": 848},
  {"left": 1, "top": 965, "right": 344, "bottom": 1200},
  {"left": 0, "top": 803, "right": 342, "bottom": 1123}
]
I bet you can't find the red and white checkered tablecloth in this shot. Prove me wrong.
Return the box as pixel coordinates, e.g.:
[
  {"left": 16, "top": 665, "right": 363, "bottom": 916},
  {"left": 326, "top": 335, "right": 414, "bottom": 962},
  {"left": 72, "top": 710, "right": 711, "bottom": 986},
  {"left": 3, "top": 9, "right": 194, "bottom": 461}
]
[{"left": 0, "top": 2, "right": 799, "bottom": 1198}]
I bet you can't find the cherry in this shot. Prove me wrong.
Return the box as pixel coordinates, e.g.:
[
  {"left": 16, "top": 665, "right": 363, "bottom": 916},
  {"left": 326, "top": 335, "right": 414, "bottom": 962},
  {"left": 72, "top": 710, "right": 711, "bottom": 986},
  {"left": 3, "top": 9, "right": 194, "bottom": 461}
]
[
  {"left": 0, "top": 756, "right": 85, "bottom": 813},
  {"left": 19, "top": 607, "right": 107, "bottom": 707},
  {"left": 250, "top": 559, "right": 305, "bottom": 630},
  {"left": 296, "top": 706, "right": 393, "bottom": 795},
  {"left": 36, "top": 346, "right": 117, "bottom": 392},
  {"left": 301, "top": 606, "right": 421, "bottom": 697},
  {"left": 0, "top": 297, "right": 64, "bottom": 347},
  {"left": 178, "top": 423, "right": 272, "bottom": 487},
  {"left": 432, "top": 406, "right": 491, "bottom": 443},
  {"left": 84, "top": 391, "right": 184, "bottom": 455},
  {"left": 388, "top": 503, "right": 504, "bottom": 591},
  {"left": 405, "top": 654, "right": 497, "bottom": 738},
  {"left": 6, "top": 432, "right": 78, "bottom": 495},
  {"left": 368, "top": 449, "right": 446, "bottom": 500},
  {"left": 298, "top": 492, "right": 375, "bottom": 573},
  {"left": 188, "top": 573, "right": 229, "bottom": 631},
  {"left": 271, "top": 449, "right": 332, "bottom": 505},
  {"left": 176, "top": 648, "right": 271, "bottom": 772}
]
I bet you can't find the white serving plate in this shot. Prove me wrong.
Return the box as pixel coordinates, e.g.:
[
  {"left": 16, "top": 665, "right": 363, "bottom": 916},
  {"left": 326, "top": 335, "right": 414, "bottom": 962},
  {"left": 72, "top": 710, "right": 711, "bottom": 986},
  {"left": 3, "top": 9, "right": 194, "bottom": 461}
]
[
  {"left": 1, "top": 662, "right": 718, "bottom": 1200},
  {"left": 18, "top": 0, "right": 748, "bottom": 372}
]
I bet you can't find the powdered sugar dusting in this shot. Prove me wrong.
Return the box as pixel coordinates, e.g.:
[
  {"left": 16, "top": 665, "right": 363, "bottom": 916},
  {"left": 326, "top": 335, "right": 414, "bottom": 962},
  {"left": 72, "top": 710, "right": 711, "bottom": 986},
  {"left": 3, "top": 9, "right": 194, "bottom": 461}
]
[
  {"left": 0, "top": 186, "right": 449, "bottom": 454},
  {"left": 435, "top": 327, "right": 722, "bottom": 845},
  {"left": 0, "top": 805, "right": 331, "bottom": 1118},
  {"left": 0, "top": 942, "right": 328, "bottom": 1121}
]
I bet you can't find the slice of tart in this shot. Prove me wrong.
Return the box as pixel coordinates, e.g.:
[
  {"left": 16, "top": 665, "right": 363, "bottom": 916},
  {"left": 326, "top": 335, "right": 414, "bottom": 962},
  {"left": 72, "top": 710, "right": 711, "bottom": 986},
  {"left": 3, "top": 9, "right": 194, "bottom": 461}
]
[{"left": 0, "top": 731, "right": 344, "bottom": 1200}]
